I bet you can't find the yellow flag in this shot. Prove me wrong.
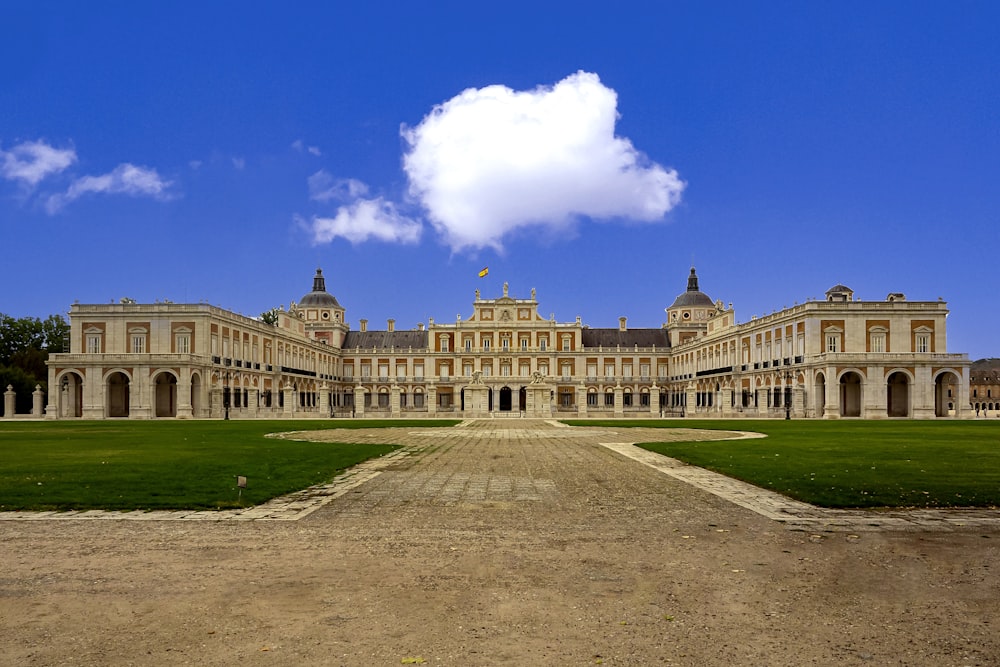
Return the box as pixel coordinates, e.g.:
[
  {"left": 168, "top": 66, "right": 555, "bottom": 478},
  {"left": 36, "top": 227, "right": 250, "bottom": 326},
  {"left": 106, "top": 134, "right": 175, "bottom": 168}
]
[{"left": 478, "top": 267, "right": 489, "bottom": 278}]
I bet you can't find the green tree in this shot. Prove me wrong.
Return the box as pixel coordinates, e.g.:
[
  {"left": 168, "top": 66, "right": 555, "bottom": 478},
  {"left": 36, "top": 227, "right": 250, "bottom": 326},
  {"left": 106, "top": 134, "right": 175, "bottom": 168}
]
[
  {"left": 0, "top": 313, "right": 69, "bottom": 414},
  {"left": 259, "top": 308, "right": 280, "bottom": 326}
]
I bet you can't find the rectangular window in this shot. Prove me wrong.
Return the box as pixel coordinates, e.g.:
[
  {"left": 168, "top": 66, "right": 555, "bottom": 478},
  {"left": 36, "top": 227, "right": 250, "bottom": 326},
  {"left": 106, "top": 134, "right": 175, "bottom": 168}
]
[
  {"left": 539, "top": 339, "right": 547, "bottom": 351},
  {"left": 871, "top": 333, "right": 885, "bottom": 353},
  {"left": 587, "top": 393, "right": 598, "bottom": 406},
  {"left": 175, "top": 334, "right": 190, "bottom": 354},
  {"left": 482, "top": 339, "right": 490, "bottom": 351},
  {"left": 465, "top": 339, "right": 472, "bottom": 351},
  {"left": 640, "top": 393, "right": 650, "bottom": 407},
  {"left": 502, "top": 338, "right": 509, "bottom": 350},
  {"left": 464, "top": 363, "right": 473, "bottom": 377},
  {"left": 131, "top": 335, "right": 146, "bottom": 354},
  {"left": 560, "top": 391, "right": 572, "bottom": 407},
  {"left": 605, "top": 364, "right": 615, "bottom": 378},
  {"left": 414, "top": 393, "right": 425, "bottom": 408},
  {"left": 440, "top": 337, "right": 449, "bottom": 352},
  {"left": 520, "top": 338, "right": 528, "bottom": 350},
  {"left": 826, "top": 335, "right": 839, "bottom": 353},
  {"left": 520, "top": 364, "right": 530, "bottom": 377},
  {"left": 915, "top": 334, "right": 930, "bottom": 353},
  {"left": 604, "top": 393, "right": 614, "bottom": 407},
  {"left": 86, "top": 335, "right": 101, "bottom": 354},
  {"left": 361, "top": 364, "right": 371, "bottom": 378},
  {"left": 539, "top": 363, "right": 548, "bottom": 375},
  {"left": 623, "top": 364, "right": 633, "bottom": 379},
  {"left": 561, "top": 339, "right": 570, "bottom": 352},
  {"left": 414, "top": 364, "right": 424, "bottom": 380},
  {"left": 482, "top": 365, "right": 492, "bottom": 377},
  {"left": 501, "top": 364, "right": 511, "bottom": 376}
]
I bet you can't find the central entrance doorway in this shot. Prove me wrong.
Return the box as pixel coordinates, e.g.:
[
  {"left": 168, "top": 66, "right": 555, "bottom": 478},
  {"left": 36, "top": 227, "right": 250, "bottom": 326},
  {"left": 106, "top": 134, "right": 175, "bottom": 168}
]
[{"left": 499, "top": 386, "right": 513, "bottom": 411}]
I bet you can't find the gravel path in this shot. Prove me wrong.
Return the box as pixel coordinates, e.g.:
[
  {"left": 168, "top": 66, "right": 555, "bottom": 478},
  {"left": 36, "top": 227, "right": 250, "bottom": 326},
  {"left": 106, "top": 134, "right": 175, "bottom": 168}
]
[{"left": 2, "top": 420, "right": 998, "bottom": 665}]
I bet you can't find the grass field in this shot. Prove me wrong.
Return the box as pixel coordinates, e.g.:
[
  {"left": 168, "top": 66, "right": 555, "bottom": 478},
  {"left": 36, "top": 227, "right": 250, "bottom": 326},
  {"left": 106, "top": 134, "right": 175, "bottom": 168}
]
[
  {"left": 0, "top": 420, "right": 458, "bottom": 511},
  {"left": 565, "top": 419, "right": 1000, "bottom": 509}
]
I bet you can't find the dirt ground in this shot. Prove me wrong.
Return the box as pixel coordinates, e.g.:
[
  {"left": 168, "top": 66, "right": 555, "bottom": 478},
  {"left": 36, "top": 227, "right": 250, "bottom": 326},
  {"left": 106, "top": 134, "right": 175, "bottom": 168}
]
[{"left": 1, "top": 421, "right": 998, "bottom": 666}]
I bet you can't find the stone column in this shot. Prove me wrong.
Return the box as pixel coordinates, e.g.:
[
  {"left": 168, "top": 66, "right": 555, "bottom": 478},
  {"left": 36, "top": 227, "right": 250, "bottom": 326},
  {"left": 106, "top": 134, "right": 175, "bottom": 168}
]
[
  {"left": 4, "top": 384, "right": 16, "bottom": 418},
  {"left": 865, "top": 366, "right": 885, "bottom": 418},
  {"left": 823, "top": 366, "right": 839, "bottom": 418},
  {"left": 577, "top": 382, "right": 588, "bottom": 418},
  {"left": 319, "top": 383, "right": 330, "bottom": 417},
  {"left": 719, "top": 388, "right": 733, "bottom": 416},
  {"left": 649, "top": 385, "right": 660, "bottom": 418},
  {"left": 283, "top": 384, "right": 295, "bottom": 417},
  {"left": 390, "top": 383, "right": 401, "bottom": 417},
  {"left": 427, "top": 384, "right": 437, "bottom": 415},
  {"left": 613, "top": 383, "right": 624, "bottom": 417},
  {"left": 685, "top": 386, "right": 697, "bottom": 417},
  {"left": 793, "top": 386, "right": 805, "bottom": 418},
  {"left": 32, "top": 385, "right": 44, "bottom": 417},
  {"left": 912, "top": 366, "right": 934, "bottom": 419},
  {"left": 176, "top": 371, "right": 193, "bottom": 419},
  {"left": 353, "top": 384, "right": 366, "bottom": 418},
  {"left": 247, "top": 388, "right": 259, "bottom": 418}
]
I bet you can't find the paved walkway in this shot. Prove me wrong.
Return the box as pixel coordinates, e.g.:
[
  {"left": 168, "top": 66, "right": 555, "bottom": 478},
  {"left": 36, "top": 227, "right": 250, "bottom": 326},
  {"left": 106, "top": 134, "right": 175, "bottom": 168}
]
[{"left": 3, "top": 419, "right": 999, "bottom": 532}]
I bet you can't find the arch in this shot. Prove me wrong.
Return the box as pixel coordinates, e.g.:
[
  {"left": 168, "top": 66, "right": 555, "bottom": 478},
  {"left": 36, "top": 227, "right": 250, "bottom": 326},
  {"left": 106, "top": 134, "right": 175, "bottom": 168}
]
[
  {"left": 56, "top": 370, "right": 84, "bottom": 418},
  {"left": 499, "top": 386, "right": 513, "bottom": 411},
  {"left": 839, "top": 371, "right": 863, "bottom": 417},
  {"left": 934, "top": 369, "right": 961, "bottom": 417},
  {"left": 886, "top": 370, "right": 911, "bottom": 418},
  {"left": 106, "top": 371, "right": 131, "bottom": 418},
  {"left": 153, "top": 371, "right": 178, "bottom": 418}
]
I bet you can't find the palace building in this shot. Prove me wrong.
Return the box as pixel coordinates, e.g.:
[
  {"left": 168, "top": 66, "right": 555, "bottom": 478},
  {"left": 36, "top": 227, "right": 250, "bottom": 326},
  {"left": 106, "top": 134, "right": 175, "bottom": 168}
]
[{"left": 44, "top": 268, "right": 971, "bottom": 420}]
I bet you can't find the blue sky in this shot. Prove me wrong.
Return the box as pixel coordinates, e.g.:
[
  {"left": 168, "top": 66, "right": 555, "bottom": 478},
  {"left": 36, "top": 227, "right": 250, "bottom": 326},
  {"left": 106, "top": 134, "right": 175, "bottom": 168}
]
[{"left": 2, "top": 2, "right": 997, "bottom": 359}]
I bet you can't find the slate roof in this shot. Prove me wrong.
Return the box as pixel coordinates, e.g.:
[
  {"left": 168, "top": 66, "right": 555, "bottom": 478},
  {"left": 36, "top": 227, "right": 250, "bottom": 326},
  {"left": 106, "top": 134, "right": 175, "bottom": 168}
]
[
  {"left": 343, "top": 330, "right": 428, "bottom": 350},
  {"left": 581, "top": 328, "right": 670, "bottom": 349}
]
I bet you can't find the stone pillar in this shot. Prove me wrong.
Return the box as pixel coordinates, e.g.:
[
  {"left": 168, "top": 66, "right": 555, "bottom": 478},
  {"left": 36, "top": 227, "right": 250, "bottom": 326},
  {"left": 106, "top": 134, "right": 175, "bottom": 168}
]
[
  {"left": 283, "top": 384, "right": 295, "bottom": 417},
  {"left": 685, "top": 386, "right": 697, "bottom": 417},
  {"left": 390, "top": 383, "right": 401, "bottom": 417},
  {"left": 576, "top": 383, "right": 588, "bottom": 418},
  {"left": 823, "top": 367, "right": 839, "bottom": 418},
  {"left": 247, "top": 388, "right": 259, "bottom": 418},
  {"left": 353, "top": 384, "right": 366, "bottom": 418},
  {"left": 793, "top": 386, "right": 805, "bottom": 418},
  {"left": 613, "top": 383, "right": 624, "bottom": 417},
  {"left": 210, "top": 387, "right": 222, "bottom": 418},
  {"left": 4, "top": 384, "right": 16, "bottom": 418},
  {"left": 32, "top": 385, "right": 44, "bottom": 417},
  {"left": 649, "top": 385, "right": 660, "bottom": 418},
  {"left": 719, "top": 388, "right": 733, "bottom": 416},
  {"left": 865, "top": 366, "right": 885, "bottom": 418},
  {"left": 912, "top": 366, "right": 934, "bottom": 419},
  {"left": 319, "top": 383, "right": 330, "bottom": 417},
  {"left": 176, "top": 374, "right": 193, "bottom": 419},
  {"left": 427, "top": 384, "right": 437, "bottom": 415}
]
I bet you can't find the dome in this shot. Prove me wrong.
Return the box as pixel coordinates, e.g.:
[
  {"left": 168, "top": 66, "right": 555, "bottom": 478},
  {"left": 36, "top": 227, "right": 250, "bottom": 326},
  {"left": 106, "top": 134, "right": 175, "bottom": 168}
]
[
  {"left": 300, "top": 268, "right": 342, "bottom": 307},
  {"left": 668, "top": 267, "right": 714, "bottom": 309}
]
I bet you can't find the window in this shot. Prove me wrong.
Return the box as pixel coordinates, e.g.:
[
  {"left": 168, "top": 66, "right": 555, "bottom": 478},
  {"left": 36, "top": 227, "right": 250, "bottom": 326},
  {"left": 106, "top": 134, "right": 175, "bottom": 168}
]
[
  {"left": 482, "top": 338, "right": 491, "bottom": 351},
  {"left": 361, "top": 364, "right": 371, "bottom": 378},
  {"left": 413, "top": 392, "right": 424, "bottom": 408},
  {"left": 344, "top": 365, "right": 354, "bottom": 379},
  {"left": 871, "top": 332, "right": 885, "bottom": 353},
  {"left": 640, "top": 392, "right": 650, "bottom": 407},
  {"left": 560, "top": 391, "right": 573, "bottom": 407},
  {"left": 86, "top": 334, "right": 101, "bottom": 354},
  {"left": 378, "top": 393, "right": 389, "bottom": 408},
  {"left": 915, "top": 334, "right": 930, "bottom": 353},
  {"left": 464, "top": 363, "right": 473, "bottom": 377},
  {"left": 587, "top": 392, "right": 598, "bottom": 406},
  {"left": 539, "top": 339, "right": 547, "bottom": 351},
  {"left": 175, "top": 334, "right": 191, "bottom": 354},
  {"left": 640, "top": 364, "right": 650, "bottom": 378},
  {"left": 502, "top": 338, "right": 509, "bottom": 350},
  {"left": 605, "top": 364, "right": 615, "bottom": 378},
  {"left": 520, "top": 338, "right": 528, "bottom": 350},
  {"left": 414, "top": 364, "right": 424, "bottom": 380},
  {"left": 604, "top": 392, "right": 614, "bottom": 406},
  {"left": 482, "top": 365, "right": 492, "bottom": 377},
  {"left": 501, "top": 364, "right": 511, "bottom": 376},
  {"left": 826, "top": 334, "right": 839, "bottom": 353},
  {"left": 539, "top": 363, "right": 548, "bottom": 375},
  {"left": 440, "top": 336, "right": 450, "bottom": 352},
  {"left": 520, "top": 364, "right": 530, "bottom": 377},
  {"left": 623, "top": 364, "right": 633, "bottom": 379},
  {"left": 561, "top": 336, "right": 571, "bottom": 351},
  {"left": 465, "top": 339, "right": 472, "bottom": 351},
  {"left": 131, "top": 333, "right": 146, "bottom": 354},
  {"left": 623, "top": 392, "right": 632, "bottom": 407}
]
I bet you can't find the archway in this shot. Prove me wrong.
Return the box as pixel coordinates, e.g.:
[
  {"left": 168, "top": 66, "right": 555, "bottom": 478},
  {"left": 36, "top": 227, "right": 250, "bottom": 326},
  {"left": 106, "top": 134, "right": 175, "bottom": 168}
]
[
  {"left": 499, "top": 386, "right": 513, "bottom": 411},
  {"left": 886, "top": 371, "right": 910, "bottom": 417},
  {"left": 935, "top": 371, "right": 961, "bottom": 417},
  {"left": 815, "top": 373, "right": 826, "bottom": 417},
  {"left": 58, "top": 371, "right": 84, "bottom": 418},
  {"left": 106, "top": 371, "right": 130, "bottom": 418},
  {"left": 839, "top": 371, "right": 862, "bottom": 417},
  {"left": 154, "top": 372, "right": 178, "bottom": 417}
]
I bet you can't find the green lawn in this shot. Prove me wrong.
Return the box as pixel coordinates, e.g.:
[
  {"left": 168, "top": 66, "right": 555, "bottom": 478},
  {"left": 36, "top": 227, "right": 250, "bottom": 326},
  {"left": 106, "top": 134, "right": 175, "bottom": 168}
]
[
  {"left": 564, "top": 419, "right": 1000, "bottom": 509},
  {"left": 0, "top": 420, "right": 457, "bottom": 511}
]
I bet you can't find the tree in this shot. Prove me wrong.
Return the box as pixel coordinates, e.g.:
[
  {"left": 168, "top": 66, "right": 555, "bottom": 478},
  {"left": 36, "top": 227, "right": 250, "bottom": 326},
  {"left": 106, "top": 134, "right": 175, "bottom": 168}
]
[
  {"left": 259, "top": 308, "right": 280, "bottom": 326},
  {"left": 0, "top": 313, "right": 69, "bottom": 414}
]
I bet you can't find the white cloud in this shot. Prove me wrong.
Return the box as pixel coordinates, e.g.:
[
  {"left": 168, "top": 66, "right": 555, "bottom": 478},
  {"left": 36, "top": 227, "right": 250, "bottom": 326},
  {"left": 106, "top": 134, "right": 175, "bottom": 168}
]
[
  {"left": 401, "top": 71, "right": 685, "bottom": 251},
  {"left": 308, "top": 198, "right": 422, "bottom": 245},
  {"left": 292, "top": 139, "right": 322, "bottom": 156},
  {"left": 46, "top": 163, "right": 173, "bottom": 213},
  {"left": 308, "top": 169, "right": 369, "bottom": 202},
  {"left": 0, "top": 140, "right": 77, "bottom": 186}
]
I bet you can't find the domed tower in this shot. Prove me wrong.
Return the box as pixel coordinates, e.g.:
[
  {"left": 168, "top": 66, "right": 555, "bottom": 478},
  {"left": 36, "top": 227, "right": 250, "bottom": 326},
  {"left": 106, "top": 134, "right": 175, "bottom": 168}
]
[
  {"left": 296, "top": 268, "right": 348, "bottom": 347},
  {"left": 665, "top": 267, "right": 716, "bottom": 345}
]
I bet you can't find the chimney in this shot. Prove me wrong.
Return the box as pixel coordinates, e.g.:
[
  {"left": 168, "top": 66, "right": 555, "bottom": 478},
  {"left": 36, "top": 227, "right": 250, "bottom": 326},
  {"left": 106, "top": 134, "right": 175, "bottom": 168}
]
[
  {"left": 619, "top": 316, "right": 627, "bottom": 332},
  {"left": 387, "top": 318, "right": 395, "bottom": 332},
  {"left": 360, "top": 318, "right": 368, "bottom": 332}
]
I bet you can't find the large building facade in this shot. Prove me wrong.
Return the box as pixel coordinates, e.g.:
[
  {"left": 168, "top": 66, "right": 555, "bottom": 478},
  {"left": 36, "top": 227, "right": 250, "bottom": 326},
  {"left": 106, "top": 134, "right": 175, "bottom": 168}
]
[{"left": 45, "top": 269, "right": 971, "bottom": 420}]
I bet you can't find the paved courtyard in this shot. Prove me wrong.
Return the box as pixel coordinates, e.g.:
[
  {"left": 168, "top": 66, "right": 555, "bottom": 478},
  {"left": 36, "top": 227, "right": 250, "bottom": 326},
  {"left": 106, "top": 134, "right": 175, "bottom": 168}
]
[{"left": 2, "top": 420, "right": 999, "bottom": 665}]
